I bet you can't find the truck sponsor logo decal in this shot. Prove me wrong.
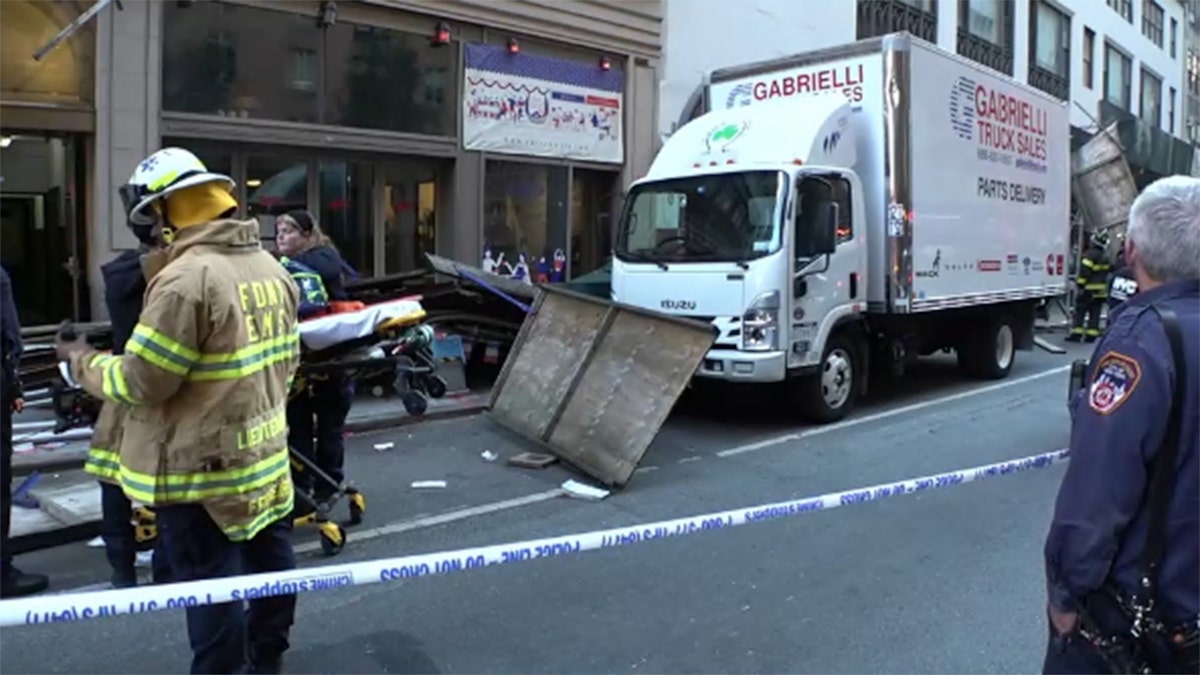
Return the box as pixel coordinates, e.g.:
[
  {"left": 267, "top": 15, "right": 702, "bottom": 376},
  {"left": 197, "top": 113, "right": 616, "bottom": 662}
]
[
  {"left": 724, "top": 64, "right": 865, "bottom": 109},
  {"left": 978, "top": 260, "right": 1001, "bottom": 272},
  {"left": 949, "top": 77, "right": 1049, "bottom": 173},
  {"left": 706, "top": 122, "right": 747, "bottom": 153}
]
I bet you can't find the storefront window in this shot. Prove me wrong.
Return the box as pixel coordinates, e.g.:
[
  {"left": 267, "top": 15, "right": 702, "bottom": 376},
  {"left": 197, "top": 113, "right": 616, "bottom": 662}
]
[
  {"left": 482, "top": 161, "right": 568, "bottom": 284},
  {"left": 246, "top": 156, "right": 309, "bottom": 249},
  {"left": 569, "top": 169, "right": 618, "bottom": 279},
  {"left": 319, "top": 161, "right": 374, "bottom": 279},
  {"left": 324, "top": 24, "right": 455, "bottom": 136},
  {"left": 1, "top": 0, "right": 94, "bottom": 105},
  {"left": 162, "top": 2, "right": 320, "bottom": 122}
]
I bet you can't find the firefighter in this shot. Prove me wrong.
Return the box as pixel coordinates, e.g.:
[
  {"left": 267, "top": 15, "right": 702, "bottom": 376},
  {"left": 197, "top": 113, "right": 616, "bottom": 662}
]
[
  {"left": 1066, "top": 232, "right": 1111, "bottom": 343},
  {"left": 275, "top": 210, "right": 354, "bottom": 509},
  {"left": 54, "top": 147, "right": 301, "bottom": 675}
]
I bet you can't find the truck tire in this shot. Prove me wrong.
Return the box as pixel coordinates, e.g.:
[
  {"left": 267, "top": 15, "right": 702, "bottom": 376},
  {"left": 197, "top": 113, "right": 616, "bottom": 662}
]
[
  {"left": 958, "top": 316, "right": 1015, "bottom": 380},
  {"left": 796, "top": 331, "right": 859, "bottom": 424}
]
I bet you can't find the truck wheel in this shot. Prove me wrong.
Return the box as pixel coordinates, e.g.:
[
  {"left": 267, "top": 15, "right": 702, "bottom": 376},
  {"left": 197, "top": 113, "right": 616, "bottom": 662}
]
[
  {"left": 959, "top": 316, "right": 1014, "bottom": 380},
  {"left": 797, "top": 332, "right": 858, "bottom": 424}
]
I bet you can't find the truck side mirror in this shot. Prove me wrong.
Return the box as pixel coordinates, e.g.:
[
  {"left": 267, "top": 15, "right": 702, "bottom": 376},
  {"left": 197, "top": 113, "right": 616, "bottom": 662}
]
[{"left": 811, "top": 203, "right": 837, "bottom": 256}]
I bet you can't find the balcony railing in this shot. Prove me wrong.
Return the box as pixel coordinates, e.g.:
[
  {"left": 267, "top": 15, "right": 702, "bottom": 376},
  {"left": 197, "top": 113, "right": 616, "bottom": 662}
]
[
  {"left": 857, "top": 0, "right": 937, "bottom": 42},
  {"left": 957, "top": 28, "right": 1013, "bottom": 76},
  {"left": 1028, "top": 65, "right": 1069, "bottom": 101}
]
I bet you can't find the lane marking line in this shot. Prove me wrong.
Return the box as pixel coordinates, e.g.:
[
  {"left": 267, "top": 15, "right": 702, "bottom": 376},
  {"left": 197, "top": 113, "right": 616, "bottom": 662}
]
[{"left": 717, "top": 364, "right": 1070, "bottom": 458}]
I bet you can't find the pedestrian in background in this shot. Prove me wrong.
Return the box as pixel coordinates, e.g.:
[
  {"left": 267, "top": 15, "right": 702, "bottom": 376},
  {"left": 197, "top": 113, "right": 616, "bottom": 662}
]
[
  {"left": 1043, "top": 175, "right": 1200, "bottom": 674},
  {"left": 0, "top": 265, "right": 50, "bottom": 599},
  {"left": 275, "top": 210, "right": 355, "bottom": 512}
]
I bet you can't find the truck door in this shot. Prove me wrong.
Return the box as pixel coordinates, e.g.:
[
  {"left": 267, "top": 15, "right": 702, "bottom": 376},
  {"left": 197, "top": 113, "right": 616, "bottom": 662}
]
[{"left": 789, "top": 172, "right": 862, "bottom": 368}]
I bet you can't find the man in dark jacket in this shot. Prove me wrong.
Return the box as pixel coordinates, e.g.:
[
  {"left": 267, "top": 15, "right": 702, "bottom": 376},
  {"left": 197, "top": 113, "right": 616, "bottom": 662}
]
[
  {"left": 0, "top": 265, "right": 50, "bottom": 598},
  {"left": 1106, "top": 247, "right": 1138, "bottom": 314},
  {"left": 1043, "top": 176, "right": 1200, "bottom": 674},
  {"left": 93, "top": 242, "right": 172, "bottom": 588}
]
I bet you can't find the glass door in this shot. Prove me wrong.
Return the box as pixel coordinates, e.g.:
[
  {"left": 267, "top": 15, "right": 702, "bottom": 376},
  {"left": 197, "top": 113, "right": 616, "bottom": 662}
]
[{"left": 381, "top": 161, "right": 439, "bottom": 275}]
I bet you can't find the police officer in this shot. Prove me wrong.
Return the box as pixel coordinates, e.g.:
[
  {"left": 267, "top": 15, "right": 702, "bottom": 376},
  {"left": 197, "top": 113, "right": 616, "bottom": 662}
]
[
  {"left": 86, "top": 191, "right": 171, "bottom": 588},
  {"left": 1106, "top": 246, "right": 1139, "bottom": 313},
  {"left": 54, "top": 148, "right": 301, "bottom": 674},
  {"left": 0, "top": 265, "right": 49, "bottom": 598},
  {"left": 1043, "top": 175, "right": 1200, "bottom": 674},
  {"left": 1065, "top": 232, "right": 1111, "bottom": 342},
  {"left": 275, "top": 210, "right": 354, "bottom": 508}
]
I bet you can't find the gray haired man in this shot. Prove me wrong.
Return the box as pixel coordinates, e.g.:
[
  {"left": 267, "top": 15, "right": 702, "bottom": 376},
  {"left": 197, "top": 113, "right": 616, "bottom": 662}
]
[{"left": 1043, "top": 176, "right": 1200, "bottom": 673}]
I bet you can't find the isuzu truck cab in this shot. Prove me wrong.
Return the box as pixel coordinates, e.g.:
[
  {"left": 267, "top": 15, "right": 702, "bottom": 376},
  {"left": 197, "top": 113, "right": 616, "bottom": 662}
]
[{"left": 611, "top": 32, "right": 1070, "bottom": 423}]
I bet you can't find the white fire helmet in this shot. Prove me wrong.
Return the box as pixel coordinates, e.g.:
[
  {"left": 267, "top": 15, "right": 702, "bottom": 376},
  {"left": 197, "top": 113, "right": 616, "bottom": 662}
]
[{"left": 120, "top": 147, "right": 235, "bottom": 227}]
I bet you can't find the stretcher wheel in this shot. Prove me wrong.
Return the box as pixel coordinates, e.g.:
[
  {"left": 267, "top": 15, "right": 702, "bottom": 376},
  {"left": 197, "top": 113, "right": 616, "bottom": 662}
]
[
  {"left": 423, "top": 375, "right": 447, "bottom": 400},
  {"left": 318, "top": 522, "right": 347, "bottom": 556},
  {"left": 348, "top": 491, "right": 366, "bottom": 526},
  {"left": 132, "top": 507, "right": 156, "bottom": 523},
  {"left": 401, "top": 391, "right": 427, "bottom": 416},
  {"left": 134, "top": 523, "right": 158, "bottom": 545}
]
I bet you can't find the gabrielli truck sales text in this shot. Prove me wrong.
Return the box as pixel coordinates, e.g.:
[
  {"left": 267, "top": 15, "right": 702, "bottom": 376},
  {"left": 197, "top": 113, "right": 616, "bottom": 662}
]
[
  {"left": 974, "top": 85, "right": 1047, "bottom": 160},
  {"left": 751, "top": 64, "right": 865, "bottom": 104}
]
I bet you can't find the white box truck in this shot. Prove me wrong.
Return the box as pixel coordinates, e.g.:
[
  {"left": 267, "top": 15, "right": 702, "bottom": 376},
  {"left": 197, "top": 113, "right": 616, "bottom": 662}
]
[{"left": 611, "top": 32, "right": 1070, "bottom": 423}]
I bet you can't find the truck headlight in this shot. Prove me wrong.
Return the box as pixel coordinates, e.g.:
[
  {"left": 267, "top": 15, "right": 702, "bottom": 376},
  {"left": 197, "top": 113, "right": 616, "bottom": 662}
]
[{"left": 742, "top": 290, "right": 780, "bottom": 352}]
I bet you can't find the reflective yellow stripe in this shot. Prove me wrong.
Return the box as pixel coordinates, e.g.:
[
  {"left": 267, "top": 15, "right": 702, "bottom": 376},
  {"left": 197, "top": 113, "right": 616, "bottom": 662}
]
[
  {"left": 128, "top": 324, "right": 198, "bottom": 377},
  {"left": 1081, "top": 258, "right": 1095, "bottom": 269},
  {"left": 223, "top": 494, "right": 294, "bottom": 542},
  {"left": 84, "top": 448, "right": 121, "bottom": 481},
  {"left": 1084, "top": 283, "right": 1107, "bottom": 291},
  {"left": 190, "top": 332, "right": 299, "bottom": 382},
  {"left": 147, "top": 170, "right": 180, "bottom": 192},
  {"left": 96, "top": 355, "right": 138, "bottom": 405},
  {"left": 119, "top": 449, "right": 291, "bottom": 504}
]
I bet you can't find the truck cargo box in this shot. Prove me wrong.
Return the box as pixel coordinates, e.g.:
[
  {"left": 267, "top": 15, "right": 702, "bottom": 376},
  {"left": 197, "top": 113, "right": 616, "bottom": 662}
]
[{"left": 703, "top": 32, "right": 1070, "bottom": 314}]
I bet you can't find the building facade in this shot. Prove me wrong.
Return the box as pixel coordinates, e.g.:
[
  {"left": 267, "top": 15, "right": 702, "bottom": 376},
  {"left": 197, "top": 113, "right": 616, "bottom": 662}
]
[
  {"left": 661, "top": 0, "right": 1189, "bottom": 154},
  {"left": 1, "top": 0, "right": 662, "bottom": 324}
]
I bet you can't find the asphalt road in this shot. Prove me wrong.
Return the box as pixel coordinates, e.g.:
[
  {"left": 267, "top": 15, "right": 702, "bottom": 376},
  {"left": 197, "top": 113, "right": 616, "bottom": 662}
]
[{"left": 0, "top": 340, "right": 1092, "bottom": 674}]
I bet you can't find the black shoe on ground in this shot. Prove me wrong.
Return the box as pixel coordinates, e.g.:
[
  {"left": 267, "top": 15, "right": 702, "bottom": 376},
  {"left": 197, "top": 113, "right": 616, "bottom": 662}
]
[
  {"left": 1064, "top": 334, "right": 1082, "bottom": 343},
  {"left": 111, "top": 572, "right": 138, "bottom": 589},
  {"left": 1084, "top": 336, "right": 1097, "bottom": 343},
  {"left": 0, "top": 568, "right": 49, "bottom": 598}
]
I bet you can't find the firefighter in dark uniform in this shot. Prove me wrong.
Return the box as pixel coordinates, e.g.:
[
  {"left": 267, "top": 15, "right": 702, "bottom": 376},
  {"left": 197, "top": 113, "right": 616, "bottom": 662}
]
[
  {"left": 1106, "top": 246, "right": 1138, "bottom": 313},
  {"left": 274, "top": 210, "right": 354, "bottom": 510},
  {"left": 1066, "top": 232, "right": 1111, "bottom": 342},
  {"left": 1043, "top": 176, "right": 1200, "bottom": 674}
]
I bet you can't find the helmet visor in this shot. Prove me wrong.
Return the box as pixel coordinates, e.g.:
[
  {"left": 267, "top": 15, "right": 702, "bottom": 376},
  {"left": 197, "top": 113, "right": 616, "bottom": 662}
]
[{"left": 118, "top": 183, "right": 157, "bottom": 228}]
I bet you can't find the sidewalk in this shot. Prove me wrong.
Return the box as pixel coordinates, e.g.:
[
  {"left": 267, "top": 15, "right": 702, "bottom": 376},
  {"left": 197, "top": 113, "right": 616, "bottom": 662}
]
[
  {"left": 12, "top": 389, "right": 492, "bottom": 475},
  {"left": 8, "top": 389, "right": 493, "bottom": 553}
]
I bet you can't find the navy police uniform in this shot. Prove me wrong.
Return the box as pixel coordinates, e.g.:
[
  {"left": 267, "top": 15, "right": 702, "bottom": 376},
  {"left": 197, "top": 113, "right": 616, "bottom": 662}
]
[
  {"left": 284, "top": 241, "right": 354, "bottom": 503},
  {"left": 1044, "top": 279, "right": 1200, "bottom": 673}
]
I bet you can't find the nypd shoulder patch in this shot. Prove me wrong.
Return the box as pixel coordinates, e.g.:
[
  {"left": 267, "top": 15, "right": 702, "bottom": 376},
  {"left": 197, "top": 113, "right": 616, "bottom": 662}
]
[{"left": 1088, "top": 351, "right": 1142, "bottom": 415}]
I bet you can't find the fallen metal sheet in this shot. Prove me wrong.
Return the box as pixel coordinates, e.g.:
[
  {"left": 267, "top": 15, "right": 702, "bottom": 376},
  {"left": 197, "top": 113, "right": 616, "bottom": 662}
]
[
  {"left": 426, "top": 254, "right": 537, "bottom": 301},
  {"left": 1072, "top": 123, "right": 1137, "bottom": 241},
  {"left": 487, "top": 285, "right": 717, "bottom": 487},
  {"left": 1033, "top": 335, "right": 1067, "bottom": 354}
]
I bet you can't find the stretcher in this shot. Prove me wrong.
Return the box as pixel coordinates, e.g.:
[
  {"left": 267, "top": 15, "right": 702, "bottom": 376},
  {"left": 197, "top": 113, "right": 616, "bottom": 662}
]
[{"left": 49, "top": 298, "right": 449, "bottom": 557}]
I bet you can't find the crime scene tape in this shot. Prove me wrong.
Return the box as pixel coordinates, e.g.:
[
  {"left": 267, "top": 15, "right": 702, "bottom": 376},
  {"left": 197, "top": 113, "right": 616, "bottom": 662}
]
[{"left": 0, "top": 448, "right": 1070, "bottom": 628}]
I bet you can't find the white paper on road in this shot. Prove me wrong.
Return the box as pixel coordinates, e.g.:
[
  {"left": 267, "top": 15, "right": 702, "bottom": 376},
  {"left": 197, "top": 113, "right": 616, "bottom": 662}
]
[{"left": 0, "top": 448, "right": 1069, "bottom": 628}]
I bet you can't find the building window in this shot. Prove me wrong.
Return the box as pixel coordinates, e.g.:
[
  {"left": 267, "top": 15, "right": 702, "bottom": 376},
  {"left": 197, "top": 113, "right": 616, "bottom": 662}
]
[
  {"left": 1104, "top": 44, "right": 1132, "bottom": 110},
  {"left": 1168, "top": 86, "right": 1176, "bottom": 134},
  {"left": 1142, "top": 1, "right": 1164, "bottom": 47},
  {"left": 1141, "top": 68, "right": 1163, "bottom": 128},
  {"left": 1029, "top": 1, "right": 1070, "bottom": 99},
  {"left": 1083, "top": 28, "right": 1095, "bottom": 89},
  {"left": 856, "top": 0, "right": 937, "bottom": 42},
  {"left": 1170, "top": 17, "right": 1178, "bottom": 57},
  {"left": 957, "top": 0, "right": 1014, "bottom": 75},
  {"left": 289, "top": 49, "right": 317, "bottom": 92},
  {"left": 483, "top": 161, "right": 569, "bottom": 285},
  {"left": 1107, "top": 0, "right": 1133, "bottom": 23},
  {"left": 323, "top": 23, "right": 456, "bottom": 136}
]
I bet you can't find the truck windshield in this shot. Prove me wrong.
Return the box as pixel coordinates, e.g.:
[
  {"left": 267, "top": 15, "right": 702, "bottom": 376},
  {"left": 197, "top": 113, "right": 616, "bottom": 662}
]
[{"left": 615, "top": 170, "right": 786, "bottom": 264}]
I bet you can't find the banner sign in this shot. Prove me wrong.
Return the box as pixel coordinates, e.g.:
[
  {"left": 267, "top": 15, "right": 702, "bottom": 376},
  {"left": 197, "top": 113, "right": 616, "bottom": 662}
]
[{"left": 463, "top": 43, "right": 624, "bottom": 164}]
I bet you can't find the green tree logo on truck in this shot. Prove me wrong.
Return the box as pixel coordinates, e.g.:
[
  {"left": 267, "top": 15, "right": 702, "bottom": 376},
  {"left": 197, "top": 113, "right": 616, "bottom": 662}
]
[{"left": 706, "top": 122, "right": 747, "bottom": 153}]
